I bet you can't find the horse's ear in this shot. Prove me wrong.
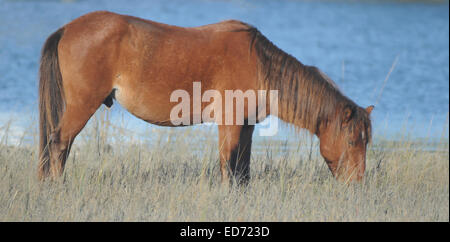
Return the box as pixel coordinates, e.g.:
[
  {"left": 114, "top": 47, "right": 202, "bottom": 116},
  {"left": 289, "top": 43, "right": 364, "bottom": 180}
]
[
  {"left": 365, "top": 105, "right": 374, "bottom": 115},
  {"left": 343, "top": 106, "right": 354, "bottom": 123}
]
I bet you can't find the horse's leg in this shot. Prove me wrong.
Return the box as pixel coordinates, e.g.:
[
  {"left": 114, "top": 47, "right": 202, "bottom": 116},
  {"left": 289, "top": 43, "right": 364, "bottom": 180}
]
[
  {"left": 218, "top": 124, "right": 255, "bottom": 186},
  {"left": 48, "top": 98, "right": 104, "bottom": 179}
]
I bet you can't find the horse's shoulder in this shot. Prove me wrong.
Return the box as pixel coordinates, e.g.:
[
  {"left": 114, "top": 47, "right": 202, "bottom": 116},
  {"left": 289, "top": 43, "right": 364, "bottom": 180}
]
[
  {"left": 219, "top": 19, "right": 250, "bottom": 27},
  {"left": 194, "top": 19, "right": 251, "bottom": 32}
]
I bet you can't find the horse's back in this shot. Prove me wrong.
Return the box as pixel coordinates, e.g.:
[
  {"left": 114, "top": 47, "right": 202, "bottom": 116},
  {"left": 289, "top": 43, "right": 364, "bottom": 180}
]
[{"left": 59, "top": 11, "right": 254, "bottom": 81}]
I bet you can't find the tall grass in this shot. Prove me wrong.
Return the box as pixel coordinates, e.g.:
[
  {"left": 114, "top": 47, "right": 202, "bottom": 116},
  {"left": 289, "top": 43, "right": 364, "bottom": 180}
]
[{"left": 0, "top": 109, "right": 448, "bottom": 221}]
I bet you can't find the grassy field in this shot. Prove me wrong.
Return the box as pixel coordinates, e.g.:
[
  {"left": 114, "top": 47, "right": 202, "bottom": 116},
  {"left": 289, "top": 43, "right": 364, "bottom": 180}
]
[{"left": 0, "top": 110, "right": 448, "bottom": 221}]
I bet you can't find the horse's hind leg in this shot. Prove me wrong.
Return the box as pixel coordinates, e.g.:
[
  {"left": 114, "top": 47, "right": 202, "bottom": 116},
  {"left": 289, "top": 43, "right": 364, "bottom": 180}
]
[{"left": 48, "top": 97, "right": 105, "bottom": 178}]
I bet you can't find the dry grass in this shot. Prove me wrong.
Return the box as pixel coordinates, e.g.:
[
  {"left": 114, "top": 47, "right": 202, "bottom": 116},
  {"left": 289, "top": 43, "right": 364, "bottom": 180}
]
[{"left": 0, "top": 109, "right": 448, "bottom": 221}]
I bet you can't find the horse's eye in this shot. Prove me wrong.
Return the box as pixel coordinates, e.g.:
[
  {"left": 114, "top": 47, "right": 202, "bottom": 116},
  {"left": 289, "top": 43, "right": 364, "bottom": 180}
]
[{"left": 348, "top": 140, "right": 355, "bottom": 146}]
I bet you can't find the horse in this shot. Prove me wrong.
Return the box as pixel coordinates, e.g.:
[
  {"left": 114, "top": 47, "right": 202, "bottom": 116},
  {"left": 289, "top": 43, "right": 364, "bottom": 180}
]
[{"left": 38, "top": 11, "right": 373, "bottom": 185}]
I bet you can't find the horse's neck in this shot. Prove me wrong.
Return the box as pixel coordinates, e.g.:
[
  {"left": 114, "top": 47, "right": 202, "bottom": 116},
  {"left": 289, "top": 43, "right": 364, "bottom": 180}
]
[
  {"left": 248, "top": 27, "right": 344, "bottom": 135},
  {"left": 266, "top": 64, "right": 342, "bottom": 136}
]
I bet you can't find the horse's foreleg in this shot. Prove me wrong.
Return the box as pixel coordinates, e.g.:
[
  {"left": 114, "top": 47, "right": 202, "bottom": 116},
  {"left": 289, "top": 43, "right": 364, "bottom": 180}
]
[{"left": 218, "top": 124, "right": 255, "bottom": 186}]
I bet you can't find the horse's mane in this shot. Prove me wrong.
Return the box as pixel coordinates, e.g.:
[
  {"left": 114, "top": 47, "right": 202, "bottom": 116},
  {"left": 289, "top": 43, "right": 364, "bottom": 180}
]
[{"left": 232, "top": 23, "right": 371, "bottom": 141}]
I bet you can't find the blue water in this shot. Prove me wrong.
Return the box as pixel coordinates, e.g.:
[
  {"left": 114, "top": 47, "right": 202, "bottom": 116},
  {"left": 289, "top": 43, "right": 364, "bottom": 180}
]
[{"left": 0, "top": 0, "right": 448, "bottom": 142}]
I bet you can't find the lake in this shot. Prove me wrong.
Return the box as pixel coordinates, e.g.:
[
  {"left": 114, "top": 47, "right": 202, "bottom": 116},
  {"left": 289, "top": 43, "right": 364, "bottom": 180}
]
[{"left": 0, "top": 0, "right": 448, "bottom": 143}]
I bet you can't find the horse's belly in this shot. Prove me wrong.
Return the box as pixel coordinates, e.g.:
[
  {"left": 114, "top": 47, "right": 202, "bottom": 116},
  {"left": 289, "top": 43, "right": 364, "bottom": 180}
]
[{"left": 113, "top": 84, "right": 177, "bottom": 126}]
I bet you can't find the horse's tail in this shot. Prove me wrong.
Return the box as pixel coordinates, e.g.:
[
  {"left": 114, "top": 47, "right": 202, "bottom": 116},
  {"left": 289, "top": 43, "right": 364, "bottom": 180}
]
[{"left": 38, "top": 28, "right": 65, "bottom": 179}]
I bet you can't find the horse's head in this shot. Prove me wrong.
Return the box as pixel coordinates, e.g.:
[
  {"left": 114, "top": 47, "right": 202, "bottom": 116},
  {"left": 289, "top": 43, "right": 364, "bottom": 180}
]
[{"left": 318, "top": 105, "right": 374, "bottom": 183}]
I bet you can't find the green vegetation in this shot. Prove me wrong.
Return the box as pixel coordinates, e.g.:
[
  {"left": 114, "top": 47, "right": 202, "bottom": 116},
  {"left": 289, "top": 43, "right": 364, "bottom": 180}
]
[{"left": 0, "top": 110, "right": 448, "bottom": 221}]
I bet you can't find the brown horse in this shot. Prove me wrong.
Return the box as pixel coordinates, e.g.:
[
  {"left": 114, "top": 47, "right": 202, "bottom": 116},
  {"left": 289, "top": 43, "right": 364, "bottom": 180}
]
[{"left": 38, "top": 11, "right": 373, "bottom": 184}]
